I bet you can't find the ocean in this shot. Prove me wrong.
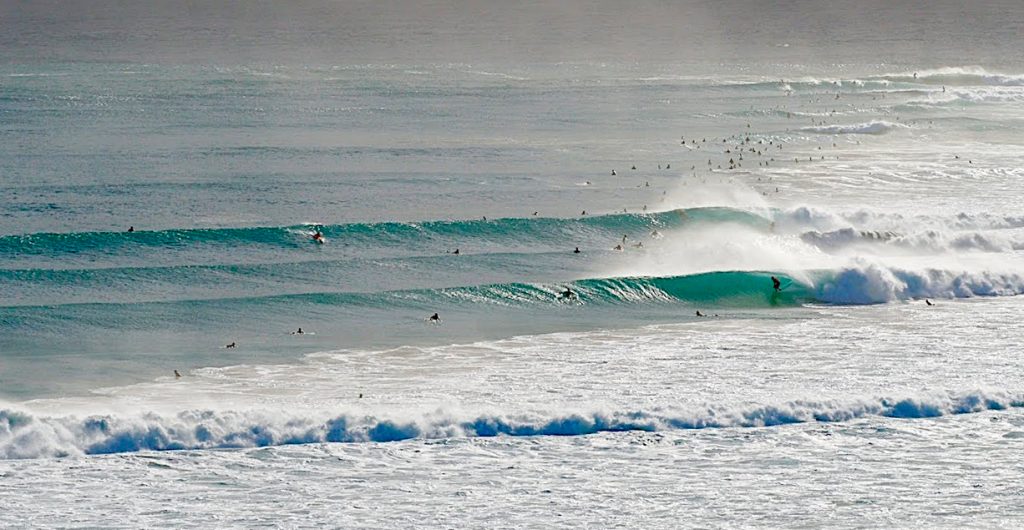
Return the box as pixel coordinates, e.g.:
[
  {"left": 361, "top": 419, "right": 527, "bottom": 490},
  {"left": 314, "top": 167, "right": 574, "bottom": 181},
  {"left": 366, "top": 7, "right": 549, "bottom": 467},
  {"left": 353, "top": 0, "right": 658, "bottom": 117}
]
[{"left": 2, "top": 1, "right": 1024, "bottom": 527}]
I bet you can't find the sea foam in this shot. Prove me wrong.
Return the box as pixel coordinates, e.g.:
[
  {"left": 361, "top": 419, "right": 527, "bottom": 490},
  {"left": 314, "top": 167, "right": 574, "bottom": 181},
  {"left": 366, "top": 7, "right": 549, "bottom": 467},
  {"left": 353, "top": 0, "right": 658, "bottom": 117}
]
[{"left": 2, "top": 391, "right": 1018, "bottom": 459}]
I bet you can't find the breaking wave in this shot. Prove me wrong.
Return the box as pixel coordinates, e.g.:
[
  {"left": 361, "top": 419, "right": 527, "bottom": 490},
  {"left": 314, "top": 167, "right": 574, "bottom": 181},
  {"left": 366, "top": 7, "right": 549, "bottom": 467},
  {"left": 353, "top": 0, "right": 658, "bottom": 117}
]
[
  {"left": 801, "top": 121, "right": 906, "bottom": 135},
  {"left": 875, "top": 66, "right": 1024, "bottom": 87},
  {"left": 3, "top": 266, "right": 1021, "bottom": 332},
  {"left": 2, "top": 391, "right": 1019, "bottom": 459},
  {"left": 0, "top": 207, "right": 763, "bottom": 267}
]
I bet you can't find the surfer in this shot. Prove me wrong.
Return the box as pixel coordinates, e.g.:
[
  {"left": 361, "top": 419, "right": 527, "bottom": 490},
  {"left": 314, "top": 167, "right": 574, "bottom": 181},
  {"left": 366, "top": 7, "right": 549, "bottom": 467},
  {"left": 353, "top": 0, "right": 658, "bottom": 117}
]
[
  {"left": 174, "top": 370, "right": 181, "bottom": 378},
  {"left": 428, "top": 313, "right": 441, "bottom": 323},
  {"left": 293, "top": 327, "right": 304, "bottom": 335},
  {"left": 559, "top": 287, "right": 577, "bottom": 301},
  {"left": 695, "top": 310, "right": 705, "bottom": 317},
  {"left": 771, "top": 276, "right": 781, "bottom": 292},
  {"left": 453, "top": 248, "right": 460, "bottom": 255},
  {"left": 127, "top": 226, "right": 134, "bottom": 233},
  {"left": 613, "top": 244, "right": 623, "bottom": 251},
  {"left": 312, "top": 230, "right": 324, "bottom": 243},
  {"left": 573, "top": 247, "right": 581, "bottom": 254},
  {"left": 226, "top": 342, "right": 236, "bottom": 348},
  {"left": 925, "top": 299, "right": 934, "bottom": 306}
]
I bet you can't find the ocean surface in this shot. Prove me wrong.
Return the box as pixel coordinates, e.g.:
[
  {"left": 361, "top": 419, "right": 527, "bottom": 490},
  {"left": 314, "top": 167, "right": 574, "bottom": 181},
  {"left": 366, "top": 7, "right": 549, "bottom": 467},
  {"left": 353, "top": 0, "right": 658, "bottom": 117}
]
[{"left": 2, "top": 1, "right": 1024, "bottom": 527}]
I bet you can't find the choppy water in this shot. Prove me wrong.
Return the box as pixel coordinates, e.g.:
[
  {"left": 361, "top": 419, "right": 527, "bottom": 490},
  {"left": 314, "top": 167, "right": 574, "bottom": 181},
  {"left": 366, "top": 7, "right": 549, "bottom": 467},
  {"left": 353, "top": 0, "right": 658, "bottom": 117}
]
[{"left": 3, "top": 1, "right": 1024, "bottom": 527}]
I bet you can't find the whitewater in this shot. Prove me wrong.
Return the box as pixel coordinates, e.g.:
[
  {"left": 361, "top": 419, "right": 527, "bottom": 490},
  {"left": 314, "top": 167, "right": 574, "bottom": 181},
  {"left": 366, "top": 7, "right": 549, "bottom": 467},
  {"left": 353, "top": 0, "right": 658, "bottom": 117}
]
[{"left": 3, "top": 1, "right": 1024, "bottom": 527}]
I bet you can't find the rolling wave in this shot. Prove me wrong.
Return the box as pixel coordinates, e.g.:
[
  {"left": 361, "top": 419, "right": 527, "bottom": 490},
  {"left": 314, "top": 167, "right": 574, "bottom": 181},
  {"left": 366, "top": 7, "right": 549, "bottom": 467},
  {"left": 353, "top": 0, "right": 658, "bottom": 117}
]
[
  {"left": 901, "top": 87, "right": 1024, "bottom": 108},
  {"left": 711, "top": 67, "right": 1024, "bottom": 94},
  {"left": 781, "top": 206, "right": 1024, "bottom": 232},
  {"left": 0, "top": 207, "right": 765, "bottom": 266},
  {"left": 3, "top": 265, "right": 1021, "bottom": 323},
  {"left": 0, "top": 270, "right": 808, "bottom": 313},
  {"left": 800, "top": 227, "right": 1024, "bottom": 253},
  {"left": 8, "top": 205, "right": 1022, "bottom": 269},
  {"left": 800, "top": 121, "right": 906, "bottom": 135},
  {"left": 2, "top": 390, "right": 1018, "bottom": 459},
  {"left": 874, "top": 66, "right": 1024, "bottom": 87}
]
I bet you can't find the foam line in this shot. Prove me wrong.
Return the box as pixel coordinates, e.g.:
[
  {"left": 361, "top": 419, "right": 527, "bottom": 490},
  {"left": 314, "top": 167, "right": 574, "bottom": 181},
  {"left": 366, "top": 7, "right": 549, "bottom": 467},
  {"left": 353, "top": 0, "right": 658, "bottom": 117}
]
[{"left": 1, "top": 391, "right": 1019, "bottom": 459}]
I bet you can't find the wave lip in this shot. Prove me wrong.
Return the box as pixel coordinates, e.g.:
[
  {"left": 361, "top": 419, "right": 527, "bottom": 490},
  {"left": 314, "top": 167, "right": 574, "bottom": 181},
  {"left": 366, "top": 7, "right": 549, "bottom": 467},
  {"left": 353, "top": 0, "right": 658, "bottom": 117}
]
[{"left": 1, "top": 391, "right": 1019, "bottom": 459}]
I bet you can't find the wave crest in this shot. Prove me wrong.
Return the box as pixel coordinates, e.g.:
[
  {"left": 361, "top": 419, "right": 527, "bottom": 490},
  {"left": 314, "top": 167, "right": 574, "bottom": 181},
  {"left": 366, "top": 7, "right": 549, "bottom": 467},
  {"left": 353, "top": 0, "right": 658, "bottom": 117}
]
[
  {"left": 816, "top": 264, "right": 1024, "bottom": 304},
  {"left": 801, "top": 121, "right": 905, "bottom": 135},
  {"left": 3, "top": 391, "right": 1019, "bottom": 459},
  {"left": 878, "top": 66, "right": 1024, "bottom": 87}
]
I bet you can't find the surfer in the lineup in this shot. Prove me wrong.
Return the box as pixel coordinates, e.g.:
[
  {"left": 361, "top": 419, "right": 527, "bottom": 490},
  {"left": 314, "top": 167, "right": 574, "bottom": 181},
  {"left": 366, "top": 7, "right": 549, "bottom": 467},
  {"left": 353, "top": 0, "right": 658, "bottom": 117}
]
[
  {"left": 559, "top": 287, "right": 577, "bottom": 301},
  {"left": 926, "top": 299, "right": 934, "bottom": 306},
  {"left": 292, "top": 327, "right": 304, "bottom": 334},
  {"left": 127, "top": 226, "right": 134, "bottom": 232},
  {"left": 428, "top": 313, "right": 441, "bottom": 323},
  {"left": 573, "top": 247, "right": 581, "bottom": 254},
  {"left": 225, "top": 342, "right": 236, "bottom": 348},
  {"left": 695, "top": 310, "right": 705, "bottom": 317},
  {"left": 771, "top": 276, "right": 781, "bottom": 292}
]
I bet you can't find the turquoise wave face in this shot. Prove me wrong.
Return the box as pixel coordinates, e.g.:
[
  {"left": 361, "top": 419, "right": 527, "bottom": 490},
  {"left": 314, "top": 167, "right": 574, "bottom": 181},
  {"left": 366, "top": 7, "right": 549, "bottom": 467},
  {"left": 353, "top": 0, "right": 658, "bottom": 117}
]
[
  {"left": 0, "top": 270, "right": 807, "bottom": 316},
  {"left": 0, "top": 206, "right": 778, "bottom": 307},
  {"left": 0, "top": 206, "right": 769, "bottom": 264}
]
